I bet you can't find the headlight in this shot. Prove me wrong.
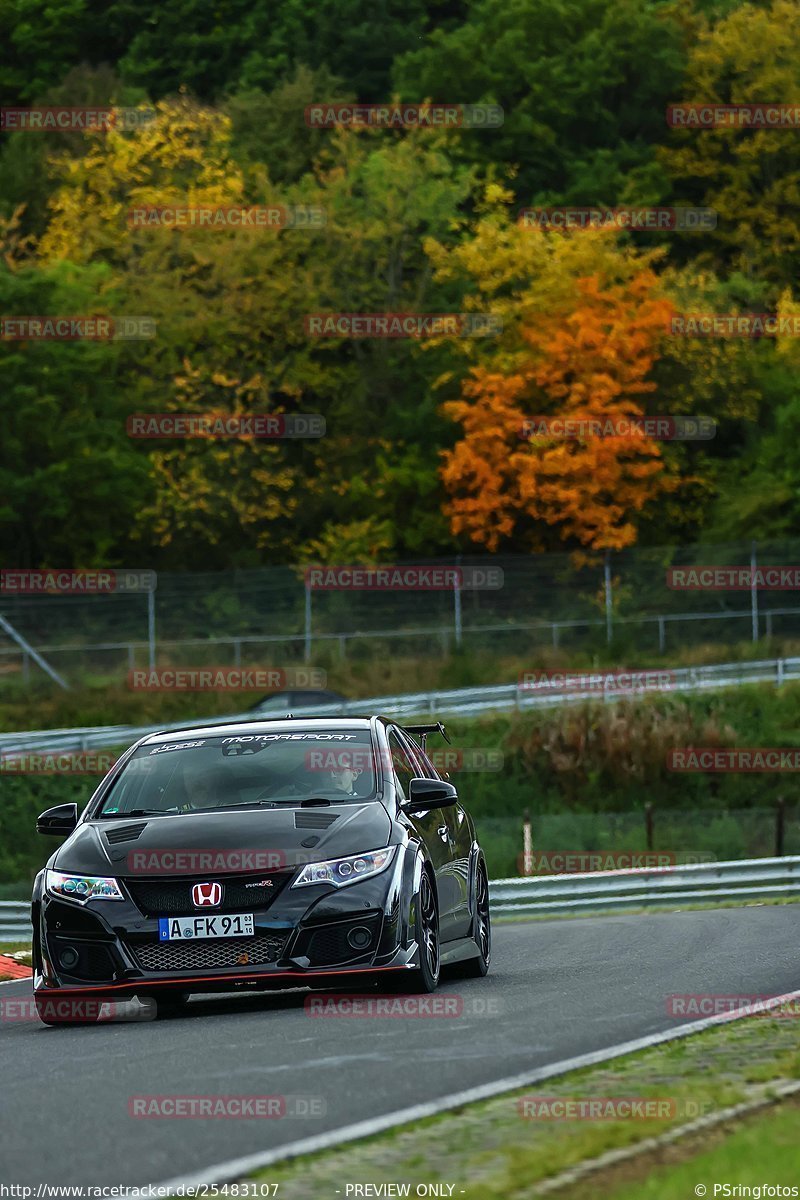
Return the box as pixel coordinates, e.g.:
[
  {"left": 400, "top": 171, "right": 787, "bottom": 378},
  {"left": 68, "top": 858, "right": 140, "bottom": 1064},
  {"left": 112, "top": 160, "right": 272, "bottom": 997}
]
[
  {"left": 46, "top": 870, "right": 124, "bottom": 902},
  {"left": 291, "top": 846, "right": 396, "bottom": 889}
]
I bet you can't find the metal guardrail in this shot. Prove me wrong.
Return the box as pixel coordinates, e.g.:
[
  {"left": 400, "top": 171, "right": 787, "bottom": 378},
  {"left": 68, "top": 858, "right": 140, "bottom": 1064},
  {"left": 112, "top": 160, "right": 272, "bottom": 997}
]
[
  {"left": 0, "top": 656, "right": 798, "bottom": 756},
  {"left": 3, "top": 856, "right": 799, "bottom": 942},
  {"left": 490, "top": 855, "right": 800, "bottom": 915},
  {"left": 0, "top": 902, "right": 30, "bottom": 940}
]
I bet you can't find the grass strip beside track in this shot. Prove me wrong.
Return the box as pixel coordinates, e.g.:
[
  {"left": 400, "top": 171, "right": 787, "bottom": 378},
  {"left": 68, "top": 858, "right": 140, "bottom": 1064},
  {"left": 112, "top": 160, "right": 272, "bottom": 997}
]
[
  {"left": 583, "top": 1099, "right": 800, "bottom": 1200},
  {"left": 243, "top": 1004, "right": 800, "bottom": 1200}
]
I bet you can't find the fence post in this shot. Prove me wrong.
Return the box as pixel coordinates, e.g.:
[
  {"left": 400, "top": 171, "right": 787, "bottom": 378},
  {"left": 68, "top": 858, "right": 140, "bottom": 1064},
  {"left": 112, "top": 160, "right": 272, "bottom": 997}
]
[
  {"left": 775, "top": 796, "right": 785, "bottom": 857},
  {"left": 147, "top": 588, "right": 156, "bottom": 670},
  {"left": 522, "top": 808, "right": 533, "bottom": 876},
  {"left": 750, "top": 540, "right": 758, "bottom": 642},
  {"left": 658, "top": 616, "right": 666, "bottom": 654},
  {"left": 604, "top": 550, "right": 613, "bottom": 645},
  {"left": 644, "top": 802, "right": 654, "bottom": 851},
  {"left": 453, "top": 567, "right": 462, "bottom": 649},
  {"left": 304, "top": 581, "right": 312, "bottom": 663}
]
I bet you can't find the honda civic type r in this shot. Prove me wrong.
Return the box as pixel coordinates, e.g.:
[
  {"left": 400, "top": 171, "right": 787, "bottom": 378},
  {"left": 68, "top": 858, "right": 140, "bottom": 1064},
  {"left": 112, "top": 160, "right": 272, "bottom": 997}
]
[{"left": 31, "top": 716, "right": 491, "bottom": 1023}]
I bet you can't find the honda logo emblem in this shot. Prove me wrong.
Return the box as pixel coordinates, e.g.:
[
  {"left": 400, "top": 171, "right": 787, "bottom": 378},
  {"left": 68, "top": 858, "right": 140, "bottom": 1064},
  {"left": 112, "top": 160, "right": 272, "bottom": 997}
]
[{"left": 192, "top": 881, "right": 222, "bottom": 908}]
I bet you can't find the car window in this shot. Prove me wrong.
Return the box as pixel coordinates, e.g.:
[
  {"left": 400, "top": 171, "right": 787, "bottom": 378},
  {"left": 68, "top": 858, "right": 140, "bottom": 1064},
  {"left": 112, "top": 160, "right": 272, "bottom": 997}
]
[
  {"left": 387, "top": 728, "right": 417, "bottom": 801},
  {"left": 400, "top": 732, "right": 441, "bottom": 780},
  {"left": 94, "top": 730, "right": 378, "bottom": 816}
]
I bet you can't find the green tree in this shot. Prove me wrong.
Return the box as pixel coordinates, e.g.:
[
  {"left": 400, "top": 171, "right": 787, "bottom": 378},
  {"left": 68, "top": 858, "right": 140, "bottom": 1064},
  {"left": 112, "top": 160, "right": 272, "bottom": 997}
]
[
  {"left": 0, "top": 259, "right": 151, "bottom": 566},
  {"left": 394, "top": 0, "right": 686, "bottom": 205},
  {"left": 659, "top": 0, "right": 800, "bottom": 295}
]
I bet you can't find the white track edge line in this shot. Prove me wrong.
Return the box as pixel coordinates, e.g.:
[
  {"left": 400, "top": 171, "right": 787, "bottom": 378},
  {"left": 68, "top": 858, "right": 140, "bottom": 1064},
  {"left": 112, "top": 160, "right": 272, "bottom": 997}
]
[{"left": 150, "top": 985, "right": 800, "bottom": 1193}]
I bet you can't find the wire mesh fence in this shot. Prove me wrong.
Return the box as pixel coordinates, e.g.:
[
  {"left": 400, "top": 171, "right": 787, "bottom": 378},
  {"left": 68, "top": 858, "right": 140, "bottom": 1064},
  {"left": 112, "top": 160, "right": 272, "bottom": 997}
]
[{"left": 3, "top": 539, "right": 800, "bottom": 685}]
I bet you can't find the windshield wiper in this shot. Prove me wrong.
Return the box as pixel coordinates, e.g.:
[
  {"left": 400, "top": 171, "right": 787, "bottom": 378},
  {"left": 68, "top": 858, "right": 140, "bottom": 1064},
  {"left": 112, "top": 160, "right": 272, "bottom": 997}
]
[
  {"left": 98, "top": 808, "right": 171, "bottom": 819},
  {"left": 255, "top": 796, "right": 334, "bottom": 807}
]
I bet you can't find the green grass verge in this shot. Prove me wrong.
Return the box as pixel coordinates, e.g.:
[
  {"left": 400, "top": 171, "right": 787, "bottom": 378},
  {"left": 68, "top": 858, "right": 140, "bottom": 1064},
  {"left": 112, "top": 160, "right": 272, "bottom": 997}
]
[
  {"left": 571, "top": 1097, "right": 800, "bottom": 1200},
  {"left": 244, "top": 1005, "right": 800, "bottom": 1199}
]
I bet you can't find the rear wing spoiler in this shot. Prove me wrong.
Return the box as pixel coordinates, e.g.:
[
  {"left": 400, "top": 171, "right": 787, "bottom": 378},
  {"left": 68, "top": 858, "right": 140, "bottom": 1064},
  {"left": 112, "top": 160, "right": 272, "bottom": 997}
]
[{"left": 403, "top": 721, "right": 451, "bottom": 752}]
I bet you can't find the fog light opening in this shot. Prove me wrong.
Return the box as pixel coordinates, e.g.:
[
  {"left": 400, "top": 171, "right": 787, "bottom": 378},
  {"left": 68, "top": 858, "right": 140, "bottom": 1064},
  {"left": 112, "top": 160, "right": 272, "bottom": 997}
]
[
  {"left": 347, "top": 926, "right": 372, "bottom": 951},
  {"left": 59, "top": 946, "right": 80, "bottom": 970}
]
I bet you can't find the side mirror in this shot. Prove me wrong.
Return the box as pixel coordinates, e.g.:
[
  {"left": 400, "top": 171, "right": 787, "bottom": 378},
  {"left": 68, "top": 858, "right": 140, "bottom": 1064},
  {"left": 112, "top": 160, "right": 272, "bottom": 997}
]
[
  {"left": 401, "top": 777, "right": 458, "bottom": 812},
  {"left": 37, "top": 803, "right": 78, "bottom": 836}
]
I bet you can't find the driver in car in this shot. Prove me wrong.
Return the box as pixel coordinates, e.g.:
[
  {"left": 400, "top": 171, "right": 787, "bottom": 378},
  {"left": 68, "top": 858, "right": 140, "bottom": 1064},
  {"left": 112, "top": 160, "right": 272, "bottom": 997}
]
[
  {"left": 181, "top": 765, "right": 227, "bottom": 810},
  {"left": 328, "top": 762, "right": 363, "bottom": 796}
]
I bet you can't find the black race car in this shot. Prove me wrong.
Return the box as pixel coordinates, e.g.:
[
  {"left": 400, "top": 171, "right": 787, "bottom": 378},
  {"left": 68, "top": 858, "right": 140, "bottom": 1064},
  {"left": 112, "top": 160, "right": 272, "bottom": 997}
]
[{"left": 31, "top": 716, "right": 491, "bottom": 1023}]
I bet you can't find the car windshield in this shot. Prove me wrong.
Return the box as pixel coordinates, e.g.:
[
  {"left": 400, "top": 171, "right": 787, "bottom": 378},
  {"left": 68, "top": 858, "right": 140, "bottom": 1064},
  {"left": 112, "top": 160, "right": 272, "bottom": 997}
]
[{"left": 95, "top": 730, "right": 377, "bottom": 817}]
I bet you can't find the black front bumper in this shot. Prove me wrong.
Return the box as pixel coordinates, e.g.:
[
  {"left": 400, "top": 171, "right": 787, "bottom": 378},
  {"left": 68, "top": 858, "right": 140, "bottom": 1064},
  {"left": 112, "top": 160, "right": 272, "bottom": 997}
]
[{"left": 33, "top": 852, "right": 417, "bottom": 1002}]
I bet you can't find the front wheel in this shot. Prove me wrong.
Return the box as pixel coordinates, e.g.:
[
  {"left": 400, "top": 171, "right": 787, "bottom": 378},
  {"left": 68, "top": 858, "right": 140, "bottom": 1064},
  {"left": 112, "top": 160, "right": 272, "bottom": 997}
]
[{"left": 387, "top": 869, "right": 440, "bottom": 994}]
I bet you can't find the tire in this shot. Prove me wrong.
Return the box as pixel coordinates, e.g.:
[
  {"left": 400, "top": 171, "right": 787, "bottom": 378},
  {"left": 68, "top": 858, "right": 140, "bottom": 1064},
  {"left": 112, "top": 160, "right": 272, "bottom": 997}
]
[
  {"left": 452, "top": 859, "right": 491, "bottom": 979},
  {"left": 386, "top": 868, "right": 440, "bottom": 995}
]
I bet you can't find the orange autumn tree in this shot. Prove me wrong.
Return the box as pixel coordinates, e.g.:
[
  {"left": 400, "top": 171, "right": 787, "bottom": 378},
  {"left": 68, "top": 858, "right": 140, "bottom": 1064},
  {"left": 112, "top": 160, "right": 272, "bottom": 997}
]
[{"left": 428, "top": 197, "right": 674, "bottom": 552}]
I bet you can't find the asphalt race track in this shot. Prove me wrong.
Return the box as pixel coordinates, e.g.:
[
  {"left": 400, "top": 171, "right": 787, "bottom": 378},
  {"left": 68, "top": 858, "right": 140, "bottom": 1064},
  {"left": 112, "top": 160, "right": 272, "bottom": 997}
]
[{"left": 2, "top": 906, "right": 799, "bottom": 1186}]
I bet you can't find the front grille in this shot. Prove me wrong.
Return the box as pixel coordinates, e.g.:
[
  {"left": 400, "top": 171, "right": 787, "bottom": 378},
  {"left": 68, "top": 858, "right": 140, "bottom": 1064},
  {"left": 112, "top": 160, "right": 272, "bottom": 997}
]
[
  {"left": 125, "top": 871, "right": 293, "bottom": 916},
  {"left": 132, "top": 934, "right": 288, "bottom": 973}
]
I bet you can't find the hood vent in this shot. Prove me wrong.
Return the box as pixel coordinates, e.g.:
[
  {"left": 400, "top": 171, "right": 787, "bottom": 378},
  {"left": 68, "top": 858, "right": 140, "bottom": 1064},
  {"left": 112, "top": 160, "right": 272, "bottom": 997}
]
[
  {"left": 105, "top": 822, "right": 148, "bottom": 845},
  {"left": 294, "top": 811, "right": 339, "bottom": 830}
]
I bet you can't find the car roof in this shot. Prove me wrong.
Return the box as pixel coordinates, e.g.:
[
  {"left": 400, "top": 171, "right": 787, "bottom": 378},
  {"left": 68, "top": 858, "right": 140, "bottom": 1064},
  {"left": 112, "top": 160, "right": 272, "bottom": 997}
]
[{"left": 140, "top": 715, "right": 386, "bottom": 746}]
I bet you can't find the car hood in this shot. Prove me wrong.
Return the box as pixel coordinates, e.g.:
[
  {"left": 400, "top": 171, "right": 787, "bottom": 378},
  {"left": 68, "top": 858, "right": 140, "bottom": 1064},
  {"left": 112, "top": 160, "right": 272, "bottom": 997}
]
[{"left": 54, "top": 803, "right": 394, "bottom": 877}]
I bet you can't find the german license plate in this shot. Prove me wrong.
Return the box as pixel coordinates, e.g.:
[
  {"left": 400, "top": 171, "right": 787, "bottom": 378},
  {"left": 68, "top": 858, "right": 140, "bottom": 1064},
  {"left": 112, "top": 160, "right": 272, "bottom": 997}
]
[{"left": 158, "top": 914, "right": 255, "bottom": 941}]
